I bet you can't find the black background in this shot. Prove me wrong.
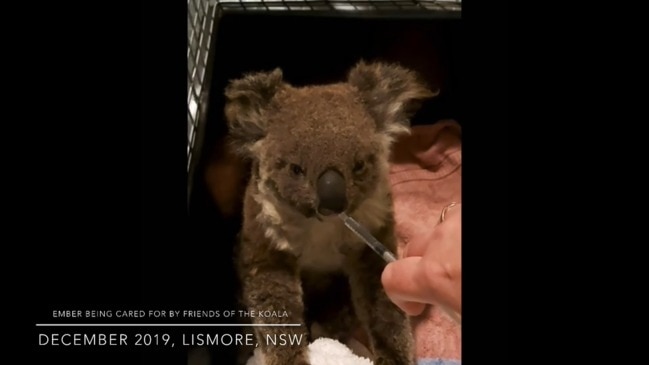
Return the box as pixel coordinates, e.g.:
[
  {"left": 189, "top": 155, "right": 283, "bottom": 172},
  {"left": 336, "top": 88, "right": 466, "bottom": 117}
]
[{"left": 13, "top": 1, "right": 508, "bottom": 364}]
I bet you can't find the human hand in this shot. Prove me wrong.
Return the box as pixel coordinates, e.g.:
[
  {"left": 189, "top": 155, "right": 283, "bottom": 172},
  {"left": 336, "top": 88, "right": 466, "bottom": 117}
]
[{"left": 381, "top": 203, "right": 462, "bottom": 318}]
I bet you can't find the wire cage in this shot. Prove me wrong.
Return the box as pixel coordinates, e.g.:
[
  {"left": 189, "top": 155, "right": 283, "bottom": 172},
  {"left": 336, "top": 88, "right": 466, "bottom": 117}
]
[
  {"left": 185, "top": 1, "right": 461, "bottom": 363},
  {"left": 188, "top": 0, "right": 218, "bottom": 181}
]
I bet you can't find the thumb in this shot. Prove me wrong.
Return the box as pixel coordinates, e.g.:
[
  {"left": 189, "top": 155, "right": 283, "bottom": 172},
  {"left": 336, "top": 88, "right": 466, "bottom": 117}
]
[{"left": 381, "top": 257, "right": 430, "bottom": 315}]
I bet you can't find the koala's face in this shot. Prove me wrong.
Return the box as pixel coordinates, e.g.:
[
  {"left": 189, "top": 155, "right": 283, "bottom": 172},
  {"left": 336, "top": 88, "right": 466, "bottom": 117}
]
[
  {"left": 259, "top": 85, "right": 386, "bottom": 217},
  {"left": 225, "top": 62, "right": 434, "bottom": 218}
]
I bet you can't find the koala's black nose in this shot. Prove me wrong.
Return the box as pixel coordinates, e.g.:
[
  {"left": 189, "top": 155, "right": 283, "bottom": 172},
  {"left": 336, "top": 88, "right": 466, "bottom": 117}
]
[{"left": 316, "top": 169, "right": 347, "bottom": 216}]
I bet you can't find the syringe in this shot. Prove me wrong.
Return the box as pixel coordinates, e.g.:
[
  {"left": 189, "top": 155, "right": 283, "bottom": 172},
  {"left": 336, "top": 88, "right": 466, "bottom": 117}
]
[{"left": 338, "top": 212, "right": 397, "bottom": 263}]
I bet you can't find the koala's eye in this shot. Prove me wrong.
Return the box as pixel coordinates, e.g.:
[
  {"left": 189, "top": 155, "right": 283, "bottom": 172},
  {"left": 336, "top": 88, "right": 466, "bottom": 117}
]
[
  {"left": 290, "top": 163, "right": 305, "bottom": 176},
  {"left": 353, "top": 160, "right": 366, "bottom": 174}
]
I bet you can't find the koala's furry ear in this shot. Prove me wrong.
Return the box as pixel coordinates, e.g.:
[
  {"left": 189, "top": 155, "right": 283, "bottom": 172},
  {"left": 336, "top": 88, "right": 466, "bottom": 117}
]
[
  {"left": 224, "top": 68, "right": 286, "bottom": 155},
  {"left": 348, "top": 61, "right": 437, "bottom": 134}
]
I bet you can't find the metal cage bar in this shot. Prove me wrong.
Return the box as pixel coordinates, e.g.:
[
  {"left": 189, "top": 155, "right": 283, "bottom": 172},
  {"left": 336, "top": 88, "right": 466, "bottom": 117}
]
[{"left": 187, "top": 0, "right": 218, "bottom": 173}]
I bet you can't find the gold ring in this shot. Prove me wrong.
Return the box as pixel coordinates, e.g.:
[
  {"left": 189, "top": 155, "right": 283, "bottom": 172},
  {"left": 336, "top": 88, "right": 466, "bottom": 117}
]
[{"left": 440, "top": 202, "right": 458, "bottom": 223}]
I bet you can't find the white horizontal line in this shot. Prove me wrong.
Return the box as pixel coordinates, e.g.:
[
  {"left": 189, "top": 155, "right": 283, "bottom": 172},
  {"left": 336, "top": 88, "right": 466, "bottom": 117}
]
[{"left": 36, "top": 324, "right": 302, "bottom": 327}]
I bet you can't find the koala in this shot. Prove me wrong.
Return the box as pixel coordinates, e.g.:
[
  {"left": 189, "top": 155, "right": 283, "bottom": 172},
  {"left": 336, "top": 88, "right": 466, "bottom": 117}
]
[{"left": 224, "top": 61, "right": 435, "bottom": 365}]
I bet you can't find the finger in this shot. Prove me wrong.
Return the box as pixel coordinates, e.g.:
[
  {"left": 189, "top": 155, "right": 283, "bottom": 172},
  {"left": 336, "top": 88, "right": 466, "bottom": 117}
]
[
  {"left": 440, "top": 202, "right": 461, "bottom": 223},
  {"left": 421, "top": 261, "right": 462, "bottom": 313},
  {"left": 404, "top": 233, "right": 433, "bottom": 258},
  {"left": 381, "top": 257, "right": 435, "bottom": 305},
  {"left": 391, "top": 300, "right": 426, "bottom": 317},
  {"left": 382, "top": 261, "right": 427, "bottom": 315},
  {"left": 404, "top": 225, "right": 443, "bottom": 258},
  {"left": 405, "top": 204, "right": 461, "bottom": 258},
  {"left": 383, "top": 257, "right": 461, "bottom": 314}
]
